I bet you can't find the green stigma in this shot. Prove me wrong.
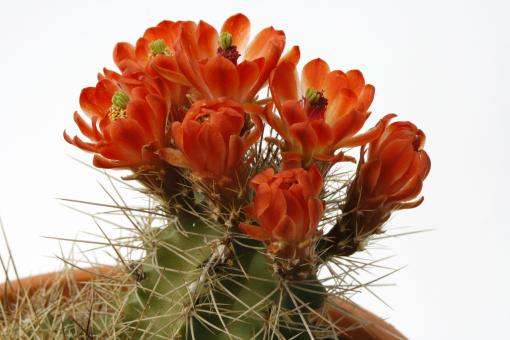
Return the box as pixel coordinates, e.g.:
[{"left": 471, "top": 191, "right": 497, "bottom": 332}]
[
  {"left": 112, "top": 91, "right": 129, "bottom": 109},
  {"left": 219, "top": 32, "right": 233, "bottom": 49},
  {"left": 149, "top": 39, "right": 167, "bottom": 56},
  {"left": 305, "top": 88, "right": 321, "bottom": 104}
]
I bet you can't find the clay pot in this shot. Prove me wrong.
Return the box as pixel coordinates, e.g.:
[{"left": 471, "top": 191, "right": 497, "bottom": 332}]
[
  {"left": 0, "top": 265, "right": 114, "bottom": 304},
  {"left": 0, "top": 267, "right": 405, "bottom": 339},
  {"left": 323, "top": 296, "right": 405, "bottom": 339}
]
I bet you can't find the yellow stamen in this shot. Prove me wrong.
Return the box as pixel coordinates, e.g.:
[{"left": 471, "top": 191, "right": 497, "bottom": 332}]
[
  {"left": 107, "top": 105, "right": 127, "bottom": 121},
  {"left": 108, "top": 91, "right": 129, "bottom": 121}
]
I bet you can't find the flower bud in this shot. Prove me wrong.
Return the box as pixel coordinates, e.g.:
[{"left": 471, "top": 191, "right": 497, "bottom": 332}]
[{"left": 240, "top": 166, "right": 325, "bottom": 260}]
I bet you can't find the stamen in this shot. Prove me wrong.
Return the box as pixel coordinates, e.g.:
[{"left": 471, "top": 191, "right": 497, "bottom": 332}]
[
  {"left": 108, "top": 91, "right": 129, "bottom": 121},
  {"left": 149, "top": 39, "right": 171, "bottom": 57},
  {"left": 219, "top": 32, "right": 233, "bottom": 49},
  {"left": 107, "top": 106, "right": 127, "bottom": 121},
  {"left": 304, "top": 88, "right": 328, "bottom": 120},
  {"left": 112, "top": 91, "right": 129, "bottom": 109},
  {"left": 305, "top": 88, "right": 321, "bottom": 104}
]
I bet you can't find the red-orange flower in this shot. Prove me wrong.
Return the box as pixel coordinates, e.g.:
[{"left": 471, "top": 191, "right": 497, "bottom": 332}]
[
  {"left": 64, "top": 76, "right": 169, "bottom": 169},
  {"left": 159, "top": 98, "right": 262, "bottom": 181},
  {"left": 112, "top": 20, "right": 189, "bottom": 118},
  {"left": 113, "top": 20, "right": 182, "bottom": 74},
  {"left": 325, "top": 119, "right": 431, "bottom": 255},
  {"left": 266, "top": 59, "right": 389, "bottom": 168},
  {"left": 153, "top": 13, "right": 287, "bottom": 103},
  {"left": 240, "top": 166, "right": 324, "bottom": 259}
]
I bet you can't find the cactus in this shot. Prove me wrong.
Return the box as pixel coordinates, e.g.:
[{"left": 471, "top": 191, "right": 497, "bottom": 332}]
[{"left": 1, "top": 13, "right": 430, "bottom": 339}]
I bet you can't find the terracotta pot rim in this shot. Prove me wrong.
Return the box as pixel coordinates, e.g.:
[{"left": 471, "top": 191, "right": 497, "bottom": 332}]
[{"left": 0, "top": 265, "right": 115, "bottom": 303}]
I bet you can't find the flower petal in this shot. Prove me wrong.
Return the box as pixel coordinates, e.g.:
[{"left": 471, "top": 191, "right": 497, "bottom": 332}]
[
  {"left": 346, "top": 70, "right": 366, "bottom": 96},
  {"left": 158, "top": 147, "right": 190, "bottom": 168},
  {"left": 302, "top": 58, "right": 330, "bottom": 94},
  {"left": 221, "top": 13, "right": 251, "bottom": 52},
  {"left": 240, "top": 223, "right": 270, "bottom": 241},
  {"left": 279, "top": 45, "right": 300, "bottom": 66},
  {"left": 113, "top": 42, "right": 136, "bottom": 71},
  {"left": 197, "top": 20, "right": 219, "bottom": 59},
  {"left": 203, "top": 56, "right": 240, "bottom": 99},
  {"left": 245, "top": 27, "right": 285, "bottom": 99},
  {"left": 269, "top": 62, "right": 299, "bottom": 112}
]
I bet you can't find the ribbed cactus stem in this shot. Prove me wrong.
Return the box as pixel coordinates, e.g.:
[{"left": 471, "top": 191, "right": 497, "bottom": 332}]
[
  {"left": 116, "top": 212, "right": 330, "bottom": 339},
  {"left": 120, "top": 215, "right": 223, "bottom": 338}
]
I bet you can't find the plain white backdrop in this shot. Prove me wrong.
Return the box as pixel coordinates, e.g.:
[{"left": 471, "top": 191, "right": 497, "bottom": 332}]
[{"left": 1, "top": 0, "right": 509, "bottom": 338}]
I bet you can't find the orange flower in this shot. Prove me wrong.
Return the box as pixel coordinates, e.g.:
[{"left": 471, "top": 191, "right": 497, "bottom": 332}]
[
  {"left": 266, "top": 59, "right": 389, "bottom": 168},
  {"left": 64, "top": 76, "right": 169, "bottom": 169},
  {"left": 240, "top": 166, "right": 324, "bottom": 259},
  {"left": 325, "top": 119, "right": 431, "bottom": 255},
  {"left": 159, "top": 98, "right": 262, "bottom": 181},
  {"left": 113, "top": 20, "right": 182, "bottom": 74},
  {"left": 112, "top": 20, "right": 189, "bottom": 118},
  {"left": 153, "top": 13, "right": 287, "bottom": 103}
]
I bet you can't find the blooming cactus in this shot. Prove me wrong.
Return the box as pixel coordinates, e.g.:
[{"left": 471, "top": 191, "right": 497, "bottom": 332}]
[{"left": 62, "top": 12, "right": 431, "bottom": 339}]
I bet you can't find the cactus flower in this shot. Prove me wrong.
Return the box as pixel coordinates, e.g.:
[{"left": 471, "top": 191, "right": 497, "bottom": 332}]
[
  {"left": 112, "top": 20, "right": 190, "bottom": 120},
  {"left": 265, "top": 59, "right": 389, "bottom": 168},
  {"left": 153, "top": 13, "right": 286, "bottom": 103},
  {"left": 326, "top": 119, "right": 431, "bottom": 255},
  {"left": 113, "top": 20, "right": 182, "bottom": 73},
  {"left": 240, "top": 166, "right": 324, "bottom": 259},
  {"left": 159, "top": 97, "right": 262, "bottom": 182},
  {"left": 64, "top": 77, "right": 169, "bottom": 169},
  {"left": 352, "top": 119, "right": 431, "bottom": 212}
]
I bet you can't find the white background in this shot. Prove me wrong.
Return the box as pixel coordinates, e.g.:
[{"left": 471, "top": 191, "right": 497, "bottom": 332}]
[{"left": 1, "top": 0, "right": 509, "bottom": 338}]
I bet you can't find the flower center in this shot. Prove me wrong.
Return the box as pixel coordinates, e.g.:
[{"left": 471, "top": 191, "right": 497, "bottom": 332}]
[
  {"left": 217, "top": 32, "right": 240, "bottom": 65},
  {"left": 108, "top": 91, "right": 129, "bottom": 121},
  {"left": 304, "top": 88, "right": 328, "bottom": 120},
  {"left": 149, "top": 39, "right": 171, "bottom": 57}
]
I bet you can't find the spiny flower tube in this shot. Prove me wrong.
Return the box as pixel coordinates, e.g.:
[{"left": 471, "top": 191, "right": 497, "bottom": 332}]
[
  {"left": 266, "top": 59, "right": 389, "bottom": 169},
  {"left": 153, "top": 13, "right": 287, "bottom": 104},
  {"left": 159, "top": 97, "right": 262, "bottom": 183},
  {"left": 64, "top": 76, "right": 168, "bottom": 169},
  {"left": 324, "top": 118, "right": 431, "bottom": 256},
  {"left": 240, "top": 166, "right": 324, "bottom": 260}
]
